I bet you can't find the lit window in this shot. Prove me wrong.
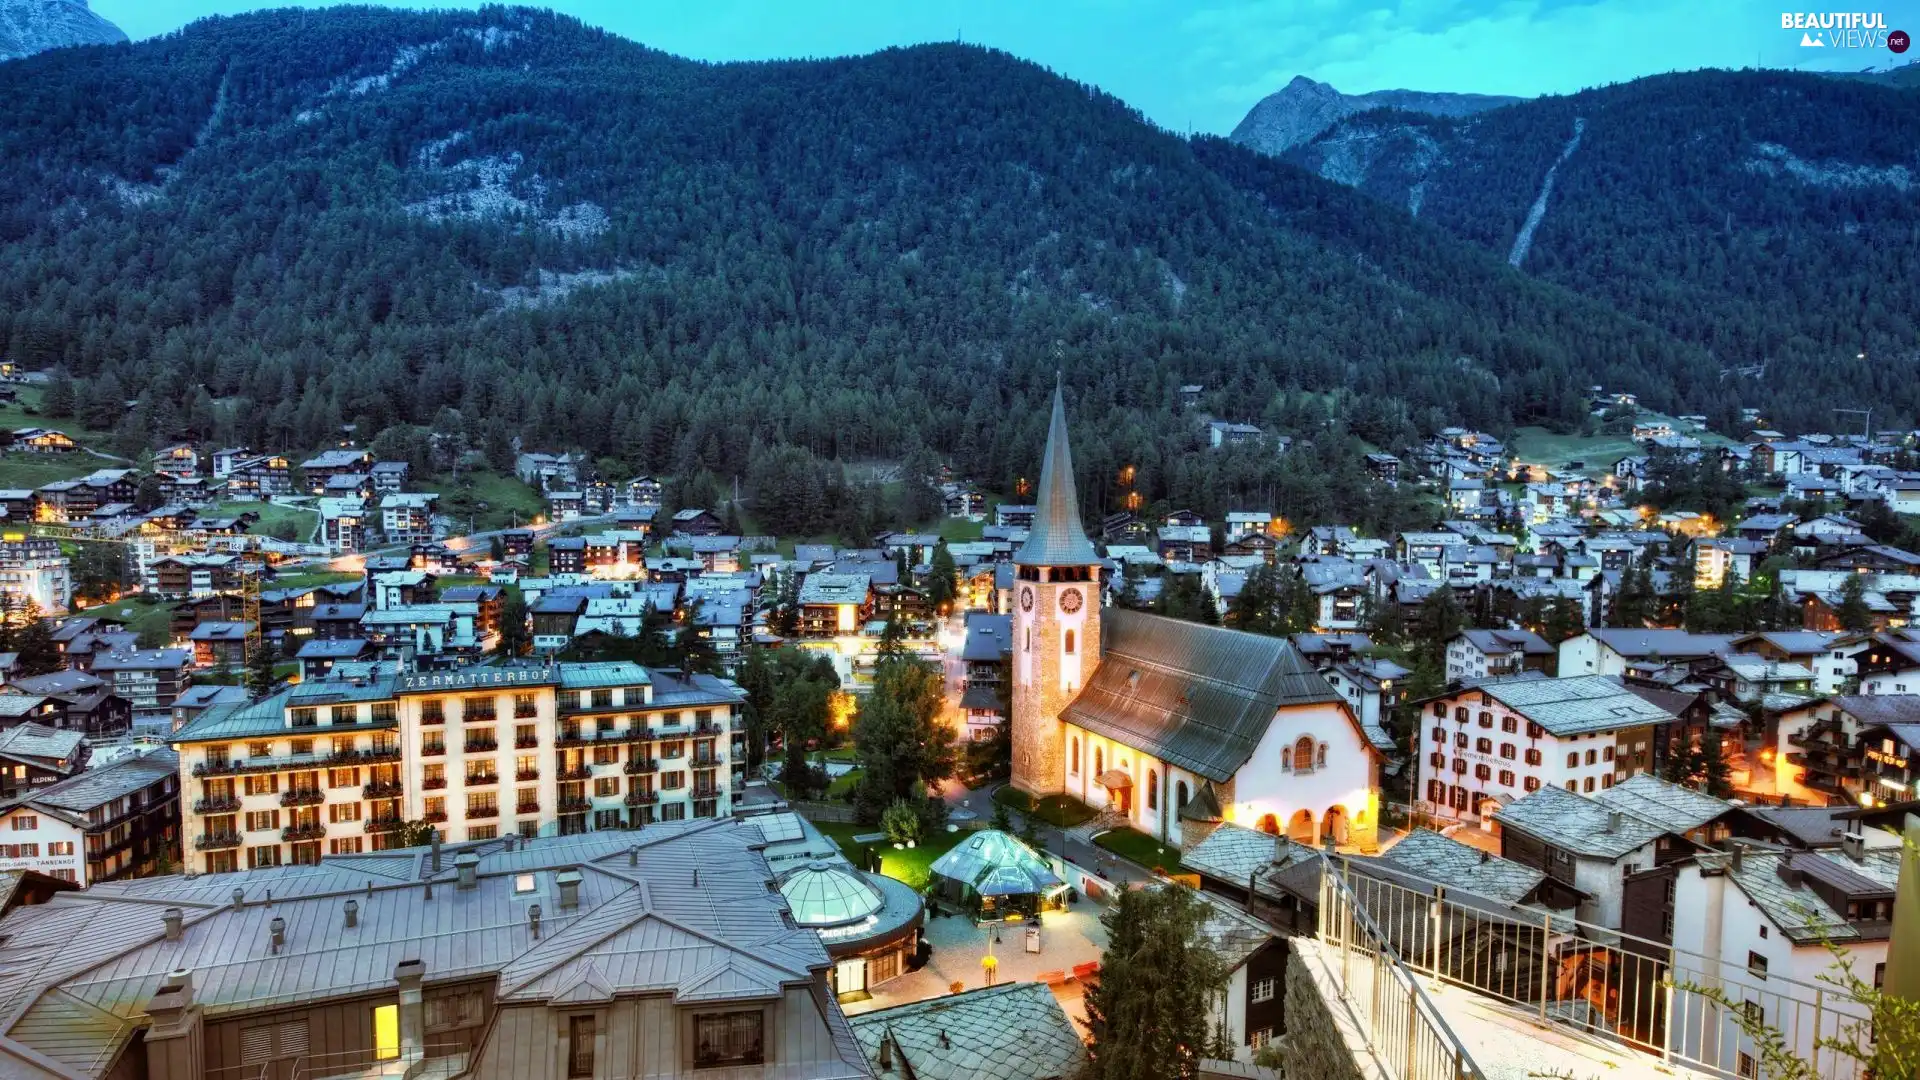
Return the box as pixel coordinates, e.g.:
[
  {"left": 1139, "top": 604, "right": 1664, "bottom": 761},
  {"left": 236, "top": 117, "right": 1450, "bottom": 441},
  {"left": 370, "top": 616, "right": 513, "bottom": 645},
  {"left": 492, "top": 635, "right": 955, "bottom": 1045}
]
[{"left": 514, "top": 873, "right": 537, "bottom": 894}]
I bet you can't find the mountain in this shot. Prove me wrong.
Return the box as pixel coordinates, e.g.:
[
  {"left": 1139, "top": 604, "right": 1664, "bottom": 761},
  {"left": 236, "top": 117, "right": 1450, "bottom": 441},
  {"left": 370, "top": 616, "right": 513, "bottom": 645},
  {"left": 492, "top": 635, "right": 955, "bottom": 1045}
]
[
  {"left": 0, "top": 0, "right": 124, "bottom": 62},
  {"left": 1230, "top": 75, "right": 1520, "bottom": 155},
  {"left": 1274, "top": 69, "right": 1920, "bottom": 433},
  {"left": 0, "top": 8, "right": 1814, "bottom": 531}
]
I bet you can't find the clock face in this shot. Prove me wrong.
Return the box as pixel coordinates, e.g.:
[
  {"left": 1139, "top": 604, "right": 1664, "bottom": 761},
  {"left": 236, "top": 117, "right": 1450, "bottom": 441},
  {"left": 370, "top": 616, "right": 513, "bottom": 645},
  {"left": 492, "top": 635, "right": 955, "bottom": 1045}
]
[
  {"left": 1060, "top": 588, "right": 1084, "bottom": 614},
  {"left": 1019, "top": 586, "right": 1035, "bottom": 612}
]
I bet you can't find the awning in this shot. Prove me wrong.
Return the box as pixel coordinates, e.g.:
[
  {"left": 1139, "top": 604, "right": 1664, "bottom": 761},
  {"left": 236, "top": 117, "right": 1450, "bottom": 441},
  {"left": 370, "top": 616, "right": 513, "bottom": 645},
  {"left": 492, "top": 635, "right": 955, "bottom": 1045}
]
[{"left": 1095, "top": 769, "right": 1132, "bottom": 789}]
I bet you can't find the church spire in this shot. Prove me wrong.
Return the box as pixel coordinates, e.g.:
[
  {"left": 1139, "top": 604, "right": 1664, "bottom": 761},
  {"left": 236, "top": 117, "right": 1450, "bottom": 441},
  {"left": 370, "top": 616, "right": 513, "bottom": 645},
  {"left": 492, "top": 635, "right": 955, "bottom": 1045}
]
[{"left": 1014, "top": 383, "right": 1101, "bottom": 567}]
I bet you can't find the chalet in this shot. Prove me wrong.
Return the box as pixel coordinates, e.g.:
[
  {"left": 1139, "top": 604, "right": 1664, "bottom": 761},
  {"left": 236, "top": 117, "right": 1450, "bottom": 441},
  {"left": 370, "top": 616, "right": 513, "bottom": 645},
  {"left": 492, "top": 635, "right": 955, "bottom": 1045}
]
[
  {"left": 958, "top": 613, "right": 1011, "bottom": 741},
  {"left": 0, "top": 490, "right": 35, "bottom": 521},
  {"left": 299, "top": 448, "right": 372, "bottom": 494},
  {"left": 87, "top": 648, "right": 192, "bottom": 717},
  {"left": 151, "top": 444, "right": 199, "bottom": 479},
  {"left": 1156, "top": 524, "right": 1212, "bottom": 563},
  {"left": 1364, "top": 453, "right": 1400, "bottom": 484},
  {"left": 369, "top": 460, "right": 410, "bottom": 492},
  {"left": 797, "top": 572, "right": 872, "bottom": 637},
  {"left": 514, "top": 449, "right": 580, "bottom": 489},
  {"left": 623, "top": 475, "right": 664, "bottom": 507},
  {"left": 1208, "top": 420, "right": 1264, "bottom": 448},
  {"left": 530, "top": 592, "right": 588, "bottom": 651},
  {"left": 546, "top": 490, "right": 585, "bottom": 520},
  {"left": 188, "top": 621, "right": 252, "bottom": 669},
  {"left": 1810, "top": 544, "right": 1920, "bottom": 574},
  {"left": 1223, "top": 512, "right": 1273, "bottom": 544},
  {"left": 294, "top": 636, "right": 373, "bottom": 680},
  {"left": 316, "top": 497, "right": 367, "bottom": 553},
  {"left": 942, "top": 483, "right": 986, "bottom": 520},
  {"left": 224, "top": 454, "right": 292, "bottom": 499},
  {"left": 1731, "top": 513, "right": 1797, "bottom": 544},
  {"left": 671, "top": 507, "right": 724, "bottom": 536},
  {"left": 379, "top": 492, "right": 436, "bottom": 544},
  {"left": 146, "top": 554, "right": 243, "bottom": 599},
  {"left": 2, "top": 671, "right": 130, "bottom": 737},
  {"left": 1774, "top": 694, "right": 1920, "bottom": 806},
  {"left": 1557, "top": 629, "right": 1736, "bottom": 677},
  {"left": 500, "top": 529, "right": 535, "bottom": 559},
  {"left": 1223, "top": 530, "right": 1279, "bottom": 563},
  {"left": 1494, "top": 781, "right": 1702, "bottom": 928},
  {"left": 1692, "top": 537, "right": 1769, "bottom": 589},
  {"left": 1444, "top": 628, "right": 1555, "bottom": 685},
  {"left": 0, "top": 721, "right": 87, "bottom": 800},
  {"left": 687, "top": 535, "right": 743, "bottom": 573},
  {"left": 167, "top": 683, "right": 249, "bottom": 732},
  {"left": 9, "top": 428, "right": 75, "bottom": 453},
  {"left": 1691, "top": 654, "right": 1815, "bottom": 707},
  {"left": 440, "top": 584, "right": 505, "bottom": 642},
  {"left": 309, "top": 601, "right": 369, "bottom": 640},
  {"left": 0, "top": 746, "right": 178, "bottom": 886},
  {"left": 994, "top": 503, "right": 1035, "bottom": 529}
]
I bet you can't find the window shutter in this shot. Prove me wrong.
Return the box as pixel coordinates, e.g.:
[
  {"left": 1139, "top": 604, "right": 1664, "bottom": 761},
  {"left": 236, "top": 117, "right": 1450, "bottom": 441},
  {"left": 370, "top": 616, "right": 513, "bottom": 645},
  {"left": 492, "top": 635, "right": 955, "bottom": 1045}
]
[
  {"left": 278, "top": 1020, "right": 309, "bottom": 1059},
  {"left": 240, "top": 1026, "right": 273, "bottom": 1064}
]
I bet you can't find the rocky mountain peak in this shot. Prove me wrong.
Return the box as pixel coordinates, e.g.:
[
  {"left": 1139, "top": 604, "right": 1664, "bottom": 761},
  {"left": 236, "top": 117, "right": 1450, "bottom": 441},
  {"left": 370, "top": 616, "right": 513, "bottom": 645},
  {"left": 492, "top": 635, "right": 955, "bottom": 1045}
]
[
  {"left": 1230, "top": 75, "right": 1521, "bottom": 155},
  {"left": 0, "top": 0, "right": 126, "bottom": 62}
]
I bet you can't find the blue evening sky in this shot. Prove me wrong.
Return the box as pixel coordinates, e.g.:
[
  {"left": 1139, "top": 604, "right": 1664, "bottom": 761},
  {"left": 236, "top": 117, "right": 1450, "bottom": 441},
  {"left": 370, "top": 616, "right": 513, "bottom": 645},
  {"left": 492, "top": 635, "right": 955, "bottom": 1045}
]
[{"left": 91, "top": 0, "right": 1920, "bottom": 134}]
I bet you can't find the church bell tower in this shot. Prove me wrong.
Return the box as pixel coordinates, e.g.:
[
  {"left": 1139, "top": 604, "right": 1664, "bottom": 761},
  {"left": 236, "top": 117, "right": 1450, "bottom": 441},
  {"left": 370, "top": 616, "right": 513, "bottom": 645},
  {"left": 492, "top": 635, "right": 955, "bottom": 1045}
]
[{"left": 1010, "top": 383, "right": 1103, "bottom": 798}]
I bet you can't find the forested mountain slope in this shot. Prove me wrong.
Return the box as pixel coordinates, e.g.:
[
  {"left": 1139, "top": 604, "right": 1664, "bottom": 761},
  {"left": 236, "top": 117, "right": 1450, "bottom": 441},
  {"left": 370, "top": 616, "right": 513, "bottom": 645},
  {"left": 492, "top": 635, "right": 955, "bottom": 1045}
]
[
  {"left": 0, "top": 7, "right": 1748, "bottom": 520},
  {"left": 1278, "top": 70, "right": 1920, "bottom": 433},
  {"left": 0, "top": 0, "right": 123, "bottom": 62}
]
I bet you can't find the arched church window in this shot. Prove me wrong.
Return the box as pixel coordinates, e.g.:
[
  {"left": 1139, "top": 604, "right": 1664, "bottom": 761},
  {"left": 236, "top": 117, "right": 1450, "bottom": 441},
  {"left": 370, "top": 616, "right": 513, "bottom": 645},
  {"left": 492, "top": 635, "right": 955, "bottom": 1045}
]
[
  {"left": 1146, "top": 770, "right": 1158, "bottom": 810},
  {"left": 1070, "top": 738, "right": 1080, "bottom": 775},
  {"left": 1176, "top": 781, "right": 1189, "bottom": 811},
  {"left": 1094, "top": 747, "right": 1104, "bottom": 778},
  {"left": 1282, "top": 747, "right": 1292, "bottom": 771},
  {"left": 1064, "top": 629, "right": 1076, "bottom": 655},
  {"left": 1294, "top": 736, "right": 1317, "bottom": 775}
]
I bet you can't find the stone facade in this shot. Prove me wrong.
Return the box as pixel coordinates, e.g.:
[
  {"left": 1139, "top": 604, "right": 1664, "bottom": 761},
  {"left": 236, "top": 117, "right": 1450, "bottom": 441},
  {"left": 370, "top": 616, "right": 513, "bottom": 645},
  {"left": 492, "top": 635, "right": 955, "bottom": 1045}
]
[
  {"left": 1278, "top": 945, "right": 1373, "bottom": 1080},
  {"left": 1010, "top": 568, "right": 1098, "bottom": 797}
]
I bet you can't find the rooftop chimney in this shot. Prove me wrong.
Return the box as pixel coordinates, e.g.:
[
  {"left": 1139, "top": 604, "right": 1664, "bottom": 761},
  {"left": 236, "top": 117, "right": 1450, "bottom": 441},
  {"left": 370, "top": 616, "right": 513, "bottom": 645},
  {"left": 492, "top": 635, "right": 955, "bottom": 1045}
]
[
  {"left": 1840, "top": 831, "right": 1866, "bottom": 863},
  {"left": 455, "top": 852, "right": 479, "bottom": 890},
  {"left": 556, "top": 868, "right": 582, "bottom": 911},
  {"left": 529, "top": 904, "right": 542, "bottom": 941},
  {"left": 344, "top": 899, "right": 359, "bottom": 929},
  {"left": 430, "top": 830, "right": 442, "bottom": 873},
  {"left": 424, "top": 878, "right": 434, "bottom": 901},
  {"left": 878, "top": 1034, "right": 893, "bottom": 1071},
  {"left": 162, "top": 907, "right": 183, "bottom": 941},
  {"left": 1777, "top": 859, "right": 1805, "bottom": 890},
  {"left": 394, "top": 960, "right": 426, "bottom": 1060},
  {"left": 230, "top": 888, "right": 245, "bottom": 911},
  {"left": 268, "top": 917, "right": 286, "bottom": 954},
  {"left": 629, "top": 846, "right": 639, "bottom": 867},
  {"left": 1730, "top": 843, "right": 1745, "bottom": 872},
  {"left": 1479, "top": 851, "right": 1491, "bottom": 865},
  {"left": 1606, "top": 811, "right": 1623, "bottom": 833}
]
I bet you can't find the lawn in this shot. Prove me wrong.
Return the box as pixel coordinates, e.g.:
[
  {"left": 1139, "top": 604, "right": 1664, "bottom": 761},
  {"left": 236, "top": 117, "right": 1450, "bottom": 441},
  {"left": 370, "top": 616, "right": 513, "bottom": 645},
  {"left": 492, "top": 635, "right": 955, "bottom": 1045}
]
[
  {"left": 0, "top": 389, "right": 115, "bottom": 443},
  {"left": 992, "top": 786, "right": 1095, "bottom": 828},
  {"left": 813, "top": 820, "right": 966, "bottom": 891},
  {"left": 77, "top": 595, "right": 174, "bottom": 644},
  {"left": 209, "top": 500, "right": 317, "bottom": 541},
  {"left": 265, "top": 570, "right": 362, "bottom": 591},
  {"left": 430, "top": 469, "right": 544, "bottom": 533},
  {"left": 1093, "top": 826, "right": 1179, "bottom": 874},
  {"left": 0, "top": 451, "right": 99, "bottom": 490},
  {"left": 1513, "top": 414, "right": 1736, "bottom": 478}
]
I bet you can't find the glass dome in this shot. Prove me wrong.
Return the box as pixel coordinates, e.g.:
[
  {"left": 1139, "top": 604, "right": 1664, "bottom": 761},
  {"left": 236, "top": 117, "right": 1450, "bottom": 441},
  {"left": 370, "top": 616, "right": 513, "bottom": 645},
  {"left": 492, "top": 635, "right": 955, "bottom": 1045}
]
[{"left": 779, "top": 861, "right": 886, "bottom": 928}]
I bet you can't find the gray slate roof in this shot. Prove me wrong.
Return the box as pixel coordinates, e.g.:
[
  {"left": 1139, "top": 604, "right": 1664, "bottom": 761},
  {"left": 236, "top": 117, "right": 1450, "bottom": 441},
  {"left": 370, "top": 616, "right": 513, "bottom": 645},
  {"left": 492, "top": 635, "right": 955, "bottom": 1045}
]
[
  {"left": 1474, "top": 674, "right": 1678, "bottom": 737},
  {"left": 1375, "top": 829, "right": 1546, "bottom": 905},
  {"left": 1493, "top": 784, "right": 1672, "bottom": 859},
  {"left": 1061, "top": 608, "right": 1351, "bottom": 783},
  {"left": 1590, "top": 774, "right": 1733, "bottom": 834},
  {"left": 849, "top": 981, "right": 1085, "bottom": 1080},
  {"left": 5, "top": 749, "right": 176, "bottom": 820},
  {"left": 0, "top": 723, "right": 84, "bottom": 765},
  {"left": 1012, "top": 387, "right": 1101, "bottom": 567},
  {"left": 1193, "top": 888, "right": 1276, "bottom": 971}
]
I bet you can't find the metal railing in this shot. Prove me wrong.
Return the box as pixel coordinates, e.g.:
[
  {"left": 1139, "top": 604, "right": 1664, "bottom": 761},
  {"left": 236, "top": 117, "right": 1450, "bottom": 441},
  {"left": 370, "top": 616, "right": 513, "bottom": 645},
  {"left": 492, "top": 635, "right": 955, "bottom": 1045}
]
[
  {"left": 1318, "top": 856, "right": 1876, "bottom": 1080},
  {"left": 1317, "top": 857, "right": 1487, "bottom": 1080}
]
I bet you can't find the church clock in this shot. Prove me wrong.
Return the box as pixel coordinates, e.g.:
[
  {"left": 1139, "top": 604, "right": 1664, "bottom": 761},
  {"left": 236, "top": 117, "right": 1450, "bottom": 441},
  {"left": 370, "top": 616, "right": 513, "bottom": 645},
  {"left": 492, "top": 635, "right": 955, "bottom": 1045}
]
[
  {"left": 1059, "top": 588, "right": 1083, "bottom": 614},
  {"left": 1020, "top": 586, "right": 1035, "bottom": 612}
]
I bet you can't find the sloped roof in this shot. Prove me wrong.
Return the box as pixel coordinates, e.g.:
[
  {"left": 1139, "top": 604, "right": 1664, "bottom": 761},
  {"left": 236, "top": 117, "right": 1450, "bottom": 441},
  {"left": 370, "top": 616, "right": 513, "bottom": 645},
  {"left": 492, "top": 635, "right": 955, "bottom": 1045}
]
[
  {"left": 927, "top": 830, "right": 1062, "bottom": 898},
  {"left": 849, "top": 982, "right": 1085, "bottom": 1080},
  {"left": 1012, "top": 386, "right": 1101, "bottom": 568},
  {"left": 1375, "top": 829, "right": 1547, "bottom": 906},
  {"left": 0, "top": 724, "right": 84, "bottom": 766},
  {"left": 1061, "top": 608, "right": 1354, "bottom": 783},
  {"left": 5, "top": 750, "right": 176, "bottom": 820},
  {"left": 1493, "top": 785, "right": 1670, "bottom": 859},
  {"left": 1474, "top": 674, "right": 1677, "bottom": 737},
  {"left": 0, "top": 822, "right": 864, "bottom": 1079},
  {"left": 1591, "top": 774, "right": 1734, "bottom": 834}
]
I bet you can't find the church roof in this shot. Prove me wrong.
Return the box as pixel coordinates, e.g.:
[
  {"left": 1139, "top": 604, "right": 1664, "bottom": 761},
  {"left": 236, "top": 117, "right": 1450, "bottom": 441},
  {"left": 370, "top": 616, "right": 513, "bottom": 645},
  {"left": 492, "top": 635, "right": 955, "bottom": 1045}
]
[
  {"left": 1013, "top": 386, "right": 1101, "bottom": 567},
  {"left": 1060, "top": 608, "right": 1351, "bottom": 783}
]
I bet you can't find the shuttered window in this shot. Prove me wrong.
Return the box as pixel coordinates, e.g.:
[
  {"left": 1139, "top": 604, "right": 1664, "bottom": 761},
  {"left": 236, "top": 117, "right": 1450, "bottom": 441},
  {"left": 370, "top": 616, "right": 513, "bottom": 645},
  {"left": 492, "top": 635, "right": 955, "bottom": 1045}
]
[{"left": 240, "top": 1020, "right": 309, "bottom": 1064}]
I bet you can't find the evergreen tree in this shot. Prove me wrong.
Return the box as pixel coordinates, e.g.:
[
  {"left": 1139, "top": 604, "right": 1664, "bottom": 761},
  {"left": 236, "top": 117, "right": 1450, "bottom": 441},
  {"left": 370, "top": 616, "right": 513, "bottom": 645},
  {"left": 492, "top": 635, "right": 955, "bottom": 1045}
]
[
  {"left": 41, "top": 371, "right": 75, "bottom": 418},
  {"left": 1411, "top": 588, "right": 1466, "bottom": 669},
  {"left": 1836, "top": 574, "right": 1874, "bottom": 633},
  {"left": 13, "top": 614, "right": 62, "bottom": 677},
  {"left": 245, "top": 640, "right": 277, "bottom": 697},
  {"left": 876, "top": 613, "right": 907, "bottom": 659},
  {"left": 852, "top": 656, "right": 957, "bottom": 821},
  {"left": 926, "top": 540, "right": 959, "bottom": 614},
  {"left": 1700, "top": 731, "right": 1733, "bottom": 798},
  {"left": 1083, "top": 885, "right": 1230, "bottom": 1080},
  {"left": 1543, "top": 597, "right": 1585, "bottom": 644},
  {"left": 497, "top": 593, "right": 530, "bottom": 656},
  {"left": 1225, "top": 562, "right": 1284, "bottom": 636}
]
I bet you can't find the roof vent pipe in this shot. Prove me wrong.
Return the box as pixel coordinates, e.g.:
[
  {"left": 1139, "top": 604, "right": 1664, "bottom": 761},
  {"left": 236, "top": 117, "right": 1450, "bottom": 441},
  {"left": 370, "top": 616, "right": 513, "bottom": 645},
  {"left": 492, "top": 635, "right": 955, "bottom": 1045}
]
[
  {"left": 455, "top": 852, "right": 479, "bottom": 890},
  {"left": 430, "top": 829, "right": 442, "bottom": 873},
  {"left": 231, "top": 887, "right": 245, "bottom": 911},
  {"left": 556, "top": 868, "right": 582, "bottom": 911},
  {"left": 162, "top": 907, "right": 183, "bottom": 941},
  {"left": 344, "top": 899, "right": 359, "bottom": 929},
  {"left": 529, "top": 904, "right": 542, "bottom": 941},
  {"left": 268, "top": 917, "right": 286, "bottom": 954}
]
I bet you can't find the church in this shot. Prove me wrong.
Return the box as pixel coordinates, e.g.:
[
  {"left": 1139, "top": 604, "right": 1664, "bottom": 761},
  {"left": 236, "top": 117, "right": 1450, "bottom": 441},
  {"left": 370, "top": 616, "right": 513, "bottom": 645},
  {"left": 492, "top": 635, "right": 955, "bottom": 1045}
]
[{"left": 1009, "top": 387, "right": 1383, "bottom": 851}]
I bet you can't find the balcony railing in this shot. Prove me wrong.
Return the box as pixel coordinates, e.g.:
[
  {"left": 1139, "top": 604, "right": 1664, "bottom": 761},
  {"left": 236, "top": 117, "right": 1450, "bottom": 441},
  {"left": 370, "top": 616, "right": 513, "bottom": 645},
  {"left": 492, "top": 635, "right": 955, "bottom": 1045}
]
[
  {"left": 280, "top": 788, "right": 324, "bottom": 807},
  {"left": 556, "top": 765, "right": 591, "bottom": 781},
  {"left": 624, "top": 791, "right": 659, "bottom": 807},
  {"left": 694, "top": 720, "right": 722, "bottom": 736},
  {"left": 282, "top": 823, "right": 326, "bottom": 842},
  {"left": 422, "top": 776, "right": 447, "bottom": 790},
  {"left": 363, "top": 781, "right": 404, "bottom": 800},
  {"left": 513, "top": 703, "right": 538, "bottom": 719},
  {"left": 515, "top": 735, "right": 540, "bottom": 749},
  {"left": 423, "top": 809, "right": 448, "bottom": 823},
  {"left": 691, "top": 787, "right": 721, "bottom": 801},
  {"left": 421, "top": 709, "right": 445, "bottom": 726},
  {"left": 516, "top": 802, "right": 540, "bottom": 816},
  {"left": 422, "top": 743, "right": 446, "bottom": 757},
  {"left": 330, "top": 747, "right": 401, "bottom": 765},
  {"left": 466, "top": 772, "right": 499, "bottom": 787},
  {"left": 467, "top": 805, "right": 500, "bottom": 819},
  {"left": 464, "top": 740, "right": 499, "bottom": 754},
  {"left": 364, "top": 817, "right": 404, "bottom": 834},
  {"left": 192, "top": 796, "right": 241, "bottom": 814},
  {"left": 623, "top": 757, "right": 658, "bottom": 775},
  {"left": 692, "top": 754, "right": 722, "bottom": 769},
  {"left": 557, "top": 797, "right": 592, "bottom": 814},
  {"left": 515, "top": 768, "right": 540, "bottom": 782},
  {"left": 195, "top": 832, "right": 242, "bottom": 850}
]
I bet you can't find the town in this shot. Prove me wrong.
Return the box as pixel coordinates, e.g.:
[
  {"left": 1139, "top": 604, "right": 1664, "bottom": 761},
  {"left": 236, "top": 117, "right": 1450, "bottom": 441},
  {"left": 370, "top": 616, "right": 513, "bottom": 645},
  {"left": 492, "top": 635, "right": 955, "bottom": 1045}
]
[{"left": 0, "top": 370, "right": 1908, "bottom": 1080}]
